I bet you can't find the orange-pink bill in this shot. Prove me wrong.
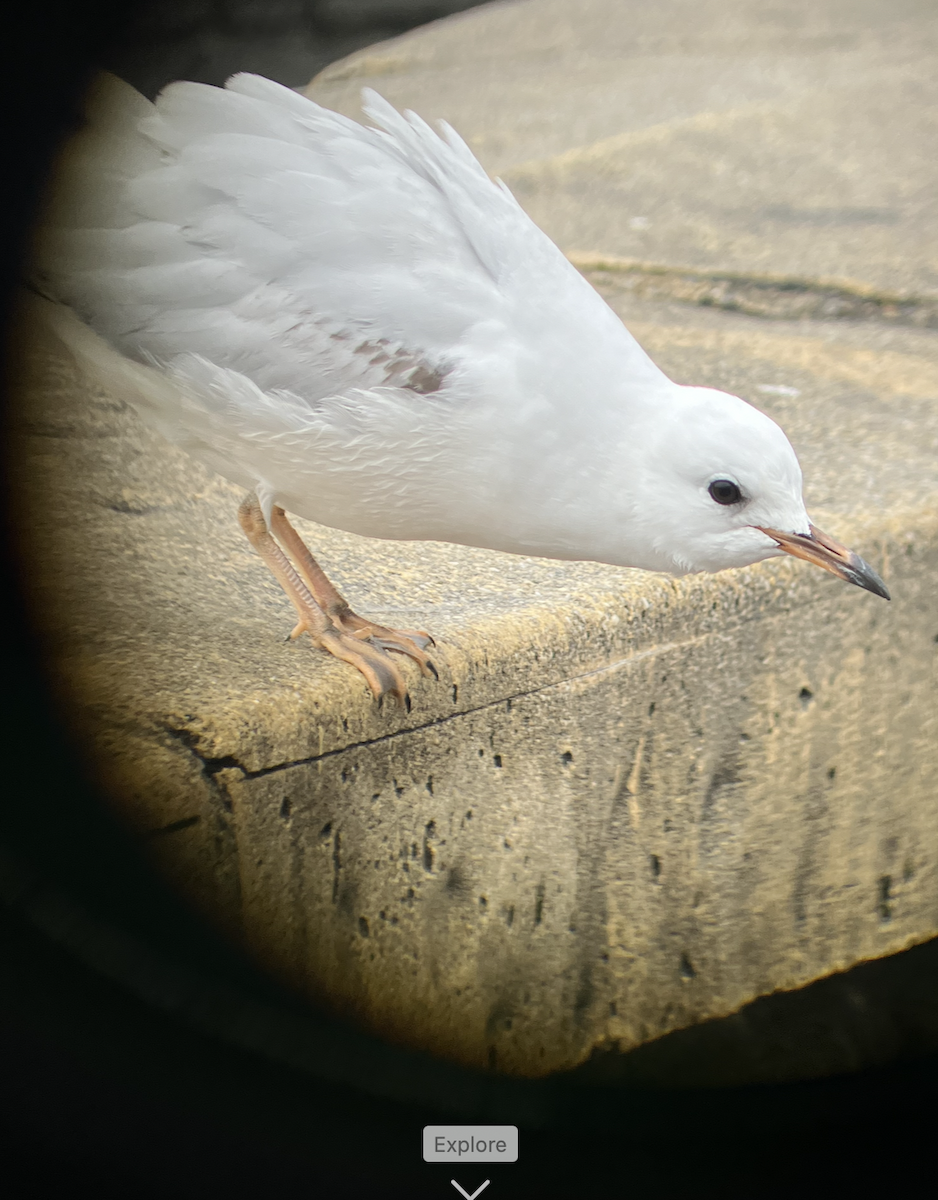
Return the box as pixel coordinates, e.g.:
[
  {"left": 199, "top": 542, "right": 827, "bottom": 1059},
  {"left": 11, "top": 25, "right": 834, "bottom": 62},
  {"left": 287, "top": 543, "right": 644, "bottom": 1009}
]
[{"left": 756, "top": 523, "right": 890, "bottom": 600}]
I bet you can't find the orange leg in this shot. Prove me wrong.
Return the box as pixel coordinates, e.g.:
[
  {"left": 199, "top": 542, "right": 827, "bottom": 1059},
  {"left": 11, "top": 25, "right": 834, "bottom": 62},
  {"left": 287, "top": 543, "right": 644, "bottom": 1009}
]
[
  {"left": 268, "top": 505, "right": 437, "bottom": 679},
  {"left": 237, "top": 495, "right": 419, "bottom": 704}
]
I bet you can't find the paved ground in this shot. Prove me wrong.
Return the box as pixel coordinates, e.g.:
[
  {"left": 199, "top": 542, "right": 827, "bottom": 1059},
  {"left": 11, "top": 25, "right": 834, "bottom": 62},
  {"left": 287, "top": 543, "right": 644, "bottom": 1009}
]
[
  {"left": 103, "top": 0, "right": 488, "bottom": 96},
  {"left": 308, "top": 0, "right": 938, "bottom": 295}
]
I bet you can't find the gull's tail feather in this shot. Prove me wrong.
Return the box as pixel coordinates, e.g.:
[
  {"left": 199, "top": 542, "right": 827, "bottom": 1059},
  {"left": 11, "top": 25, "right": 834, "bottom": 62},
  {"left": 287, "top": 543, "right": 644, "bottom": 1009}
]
[{"left": 23, "top": 290, "right": 190, "bottom": 431}]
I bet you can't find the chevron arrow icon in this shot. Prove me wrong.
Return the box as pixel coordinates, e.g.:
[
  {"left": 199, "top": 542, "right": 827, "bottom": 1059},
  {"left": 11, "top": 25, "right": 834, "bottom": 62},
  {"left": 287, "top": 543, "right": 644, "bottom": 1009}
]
[{"left": 450, "top": 1181, "right": 490, "bottom": 1200}]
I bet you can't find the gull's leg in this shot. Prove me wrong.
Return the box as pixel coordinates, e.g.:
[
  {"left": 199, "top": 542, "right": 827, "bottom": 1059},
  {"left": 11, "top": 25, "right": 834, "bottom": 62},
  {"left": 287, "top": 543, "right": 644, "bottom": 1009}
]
[
  {"left": 269, "top": 505, "right": 437, "bottom": 679},
  {"left": 237, "top": 495, "right": 410, "bottom": 704}
]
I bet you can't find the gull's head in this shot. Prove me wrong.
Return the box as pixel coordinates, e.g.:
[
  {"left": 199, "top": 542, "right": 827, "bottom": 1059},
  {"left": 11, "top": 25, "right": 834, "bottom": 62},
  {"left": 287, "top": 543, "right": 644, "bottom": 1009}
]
[{"left": 628, "top": 385, "right": 889, "bottom": 598}]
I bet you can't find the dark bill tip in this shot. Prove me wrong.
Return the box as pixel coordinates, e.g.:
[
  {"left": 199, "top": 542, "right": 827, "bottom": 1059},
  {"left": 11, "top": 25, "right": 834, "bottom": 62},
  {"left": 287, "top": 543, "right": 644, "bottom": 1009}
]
[
  {"left": 756, "top": 523, "right": 891, "bottom": 601},
  {"left": 840, "top": 553, "right": 891, "bottom": 600}
]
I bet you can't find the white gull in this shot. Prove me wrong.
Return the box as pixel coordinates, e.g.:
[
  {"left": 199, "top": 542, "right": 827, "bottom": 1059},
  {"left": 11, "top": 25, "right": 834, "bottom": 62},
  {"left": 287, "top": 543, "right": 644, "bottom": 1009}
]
[{"left": 33, "top": 72, "right": 889, "bottom": 702}]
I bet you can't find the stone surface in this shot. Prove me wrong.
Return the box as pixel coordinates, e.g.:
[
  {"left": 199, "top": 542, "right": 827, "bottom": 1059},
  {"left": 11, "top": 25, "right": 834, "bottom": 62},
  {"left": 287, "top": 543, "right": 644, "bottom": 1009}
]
[
  {"left": 103, "top": 0, "right": 487, "bottom": 97},
  {"left": 9, "top": 0, "right": 938, "bottom": 1077},
  {"left": 307, "top": 0, "right": 938, "bottom": 297}
]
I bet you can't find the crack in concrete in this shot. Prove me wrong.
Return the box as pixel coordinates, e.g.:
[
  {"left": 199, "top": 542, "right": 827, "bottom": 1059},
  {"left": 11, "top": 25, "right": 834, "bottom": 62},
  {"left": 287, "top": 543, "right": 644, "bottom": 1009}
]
[
  {"left": 145, "top": 814, "right": 201, "bottom": 838},
  {"left": 158, "top": 564, "right": 857, "bottom": 785},
  {"left": 569, "top": 253, "right": 938, "bottom": 328},
  {"left": 161, "top": 628, "right": 723, "bottom": 783}
]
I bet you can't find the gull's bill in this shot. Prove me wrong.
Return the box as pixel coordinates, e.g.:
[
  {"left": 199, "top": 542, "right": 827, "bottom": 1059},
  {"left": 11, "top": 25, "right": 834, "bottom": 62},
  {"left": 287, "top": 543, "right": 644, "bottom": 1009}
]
[{"left": 757, "top": 523, "right": 891, "bottom": 600}]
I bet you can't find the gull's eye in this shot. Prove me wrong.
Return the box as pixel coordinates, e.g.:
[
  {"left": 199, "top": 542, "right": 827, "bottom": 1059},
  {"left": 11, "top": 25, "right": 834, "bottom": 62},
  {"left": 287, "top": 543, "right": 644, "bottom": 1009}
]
[{"left": 708, "top": 479, "right": 743, "bottom": 506}]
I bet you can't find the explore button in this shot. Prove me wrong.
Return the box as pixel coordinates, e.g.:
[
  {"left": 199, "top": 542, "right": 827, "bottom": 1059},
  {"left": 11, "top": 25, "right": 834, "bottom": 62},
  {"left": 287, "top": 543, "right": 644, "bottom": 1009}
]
[{"left": 423, "top": 1126, "right": 518, "bottom": 1162}]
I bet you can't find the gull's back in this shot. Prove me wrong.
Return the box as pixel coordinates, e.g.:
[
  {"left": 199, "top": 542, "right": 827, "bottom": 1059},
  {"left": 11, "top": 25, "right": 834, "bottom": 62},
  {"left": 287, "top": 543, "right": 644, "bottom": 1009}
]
[
  {"left": 33, "top": 73, "right": 665, "bottom": 551},
  {"left": 39, "top": 74, "right": 649, "bottom": 397}
]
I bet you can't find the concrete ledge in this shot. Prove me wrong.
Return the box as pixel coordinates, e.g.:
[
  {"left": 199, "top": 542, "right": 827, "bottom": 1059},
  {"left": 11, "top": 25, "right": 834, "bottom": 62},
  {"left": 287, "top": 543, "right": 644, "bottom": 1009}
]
[{"left": 9, "top": 295, "right": 938, "bottom": 1075}]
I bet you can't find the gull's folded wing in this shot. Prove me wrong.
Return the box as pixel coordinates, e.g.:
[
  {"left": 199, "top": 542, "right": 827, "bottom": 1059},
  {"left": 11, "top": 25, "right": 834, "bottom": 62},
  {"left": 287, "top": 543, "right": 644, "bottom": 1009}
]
[{"left": 35, "top": 72, "right": 659, "bottom": 412}]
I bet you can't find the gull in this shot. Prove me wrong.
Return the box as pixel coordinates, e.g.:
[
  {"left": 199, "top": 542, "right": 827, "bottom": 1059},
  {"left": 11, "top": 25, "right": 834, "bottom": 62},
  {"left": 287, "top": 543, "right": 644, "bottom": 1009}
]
[{"left": 33, "top": 73, "right": 889, "bottom": 703}]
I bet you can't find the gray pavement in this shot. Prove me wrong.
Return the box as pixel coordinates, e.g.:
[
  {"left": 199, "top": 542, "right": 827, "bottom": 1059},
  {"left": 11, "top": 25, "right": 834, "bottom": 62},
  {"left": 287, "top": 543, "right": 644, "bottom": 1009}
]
[{"left": 308, "top": 0, "right": 938, "bottom": 295}]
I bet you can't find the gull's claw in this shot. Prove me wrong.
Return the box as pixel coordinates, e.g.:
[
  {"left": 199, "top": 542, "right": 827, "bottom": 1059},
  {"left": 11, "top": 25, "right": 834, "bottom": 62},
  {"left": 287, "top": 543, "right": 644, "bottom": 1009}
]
[
  {"left": 317, "top": 627, "right": 410, "bottom": 704},
  {"left": 330, "top": 611, "right": 438, "bottom": 678},
  {"left": 395, "top": 630, "right": 435, "bottom": 650},
  {"left": 372, "top": 635, "right": 437, "bottom": 679},
  {"left": 241, "top": 501, "right": 440, "bottom": 703}
]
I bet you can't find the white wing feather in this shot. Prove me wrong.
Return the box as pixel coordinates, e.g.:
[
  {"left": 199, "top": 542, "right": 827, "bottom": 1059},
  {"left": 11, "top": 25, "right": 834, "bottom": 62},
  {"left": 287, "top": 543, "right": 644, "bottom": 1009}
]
[{"left": 35, "top": 72, "right": 667, "bottom": 552}]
